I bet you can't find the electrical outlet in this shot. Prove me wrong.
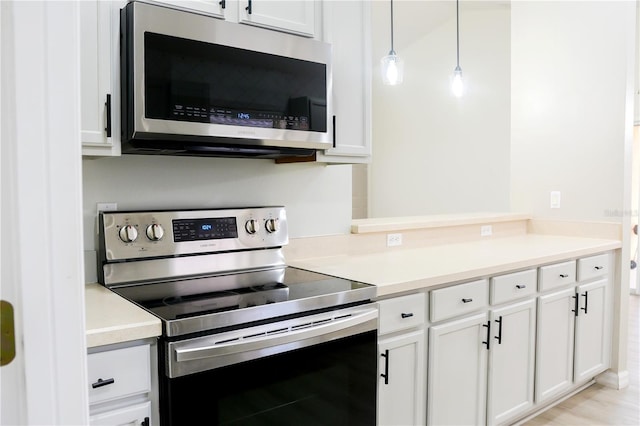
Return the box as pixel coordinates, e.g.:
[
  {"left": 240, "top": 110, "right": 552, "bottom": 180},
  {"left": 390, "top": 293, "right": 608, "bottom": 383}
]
[
  {"left": 550, "top": 191, "right": 561, "bottom": 209},
  {"left": 96, "top": 202, "right": 117, "bottom": 214},
  {"left": 387, "top": 233, "right": 403, "bottom": 247},
  {"left": 480, "top": 225, "right": 493, "bottom": 237}
]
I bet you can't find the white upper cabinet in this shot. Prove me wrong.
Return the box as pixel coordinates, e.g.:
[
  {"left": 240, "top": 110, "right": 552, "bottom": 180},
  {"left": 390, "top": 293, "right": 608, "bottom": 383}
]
[
  {"left": 238, "top": 0, "right": 315, "bottom": 37},
  {"left": 316, "top": 0, "right": 372, "bottom": 163},
  {"left": 79, "top": 0, "right": 121, "bottom": 156},
  {"left": 153, "top": 0, "right": 315, "bottom": 37}
]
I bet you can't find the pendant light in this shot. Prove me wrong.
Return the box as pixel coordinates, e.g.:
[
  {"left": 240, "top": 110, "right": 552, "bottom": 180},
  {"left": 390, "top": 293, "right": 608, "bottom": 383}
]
[
  {"left": 381, "top": 0, "right": 403, "bottom": 85},
  {"left": 451, "top": 0, "right": 464, "bottom": 97}
]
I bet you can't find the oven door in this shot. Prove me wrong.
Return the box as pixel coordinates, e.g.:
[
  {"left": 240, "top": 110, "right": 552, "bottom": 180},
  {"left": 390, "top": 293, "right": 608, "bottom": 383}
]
[{"left": 159, "top": 305, "right": 378, "bottom": 425}]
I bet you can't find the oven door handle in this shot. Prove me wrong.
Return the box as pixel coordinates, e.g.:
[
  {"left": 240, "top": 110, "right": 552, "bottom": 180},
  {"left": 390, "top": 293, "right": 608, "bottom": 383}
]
[{"left": 173, "top": 307, "right": 378, "bottom": 365}]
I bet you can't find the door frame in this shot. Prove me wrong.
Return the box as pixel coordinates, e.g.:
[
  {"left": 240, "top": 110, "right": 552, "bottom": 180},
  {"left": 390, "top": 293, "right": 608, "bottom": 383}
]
[{"left": 1, "top": 1, "right": 88, "bottom": 424}]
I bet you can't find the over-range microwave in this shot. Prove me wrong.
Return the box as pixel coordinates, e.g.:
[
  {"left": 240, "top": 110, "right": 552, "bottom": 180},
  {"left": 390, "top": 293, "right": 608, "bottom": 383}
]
[{"left": 120, "top": 1, "right": 333, "bottom": 159}]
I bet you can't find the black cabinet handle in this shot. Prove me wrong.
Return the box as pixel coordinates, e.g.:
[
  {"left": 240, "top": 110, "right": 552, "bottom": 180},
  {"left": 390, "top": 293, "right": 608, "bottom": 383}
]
[
  {"left": 494, "top": 316, "right": 503, "bottom": 344},
  {"left": 461, "top": 298, "right": 473, "bottom": 303},
  {"left": 141, "top": 417, "right": 149, "bottom": 426},
  {"left": 482, "top": 321, "right": 491, "bottom": 350},
  {"left": 91, "top": 377, "right": 114, "bottom": 389},
  {"left": 572, "top": 294, "right": 579, "bottom": 317},
  {"left": 219, "top": 0, "right": 226, "bottom": 9},
  {"left": 380, "top": 350, "right": 389, "bottom": 385},
  {"left": 594, "top": 266, "right": 604, "bottom": 270},
  {"left": 581, "top": 291, "right": 589, "bottom": 314},
  {"left": 104, "top": 94, "right": 112, "bottom": 138},
  {"left": 246, "top": 0, "right": 252, "bottom": 14},
  {"left": 401, "top": 312, "right": 413, "bottom": 319},
  {"left": 559, "top": 274, "right": 569, "bottom": 278},
  {"left": 515, "top": 284, "right": 526, "bottom": 289},
  {"left": 332, "top": 115, "right": 336, "bottom": 148}
]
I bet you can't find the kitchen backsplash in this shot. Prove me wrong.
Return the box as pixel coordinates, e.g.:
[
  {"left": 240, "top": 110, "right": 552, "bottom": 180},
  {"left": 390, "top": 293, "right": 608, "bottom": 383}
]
[{"left": 82, "top": 155, "right": 353, "bottom": 252}]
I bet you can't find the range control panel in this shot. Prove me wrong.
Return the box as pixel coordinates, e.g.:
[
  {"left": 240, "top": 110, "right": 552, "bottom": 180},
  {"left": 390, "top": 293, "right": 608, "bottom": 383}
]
[{"left": 99, "top": 207, "right": 288, "bottom": 261}]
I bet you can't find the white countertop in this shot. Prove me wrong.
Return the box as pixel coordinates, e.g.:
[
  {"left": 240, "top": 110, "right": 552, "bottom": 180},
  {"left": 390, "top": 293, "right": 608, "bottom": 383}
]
[
  {"left": 288, "top": 234, "right": 621, "bottom": 297},
  {"left": 84, "top": 229, "right": 621, "bottom": 346},
  {"left": 85, "top": 283, "right": 161, "bottom": 348}
]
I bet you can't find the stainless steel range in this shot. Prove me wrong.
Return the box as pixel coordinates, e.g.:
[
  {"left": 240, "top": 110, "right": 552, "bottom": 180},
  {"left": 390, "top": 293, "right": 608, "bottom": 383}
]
[{"left": 98, "top": 206, "right": 378, "bottom": 425}]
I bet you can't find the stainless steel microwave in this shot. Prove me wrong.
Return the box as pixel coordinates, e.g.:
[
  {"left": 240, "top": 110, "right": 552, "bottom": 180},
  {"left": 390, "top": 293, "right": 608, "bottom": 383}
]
[{"left": 120, "top": 1, "right": 333, "bottom": 159}]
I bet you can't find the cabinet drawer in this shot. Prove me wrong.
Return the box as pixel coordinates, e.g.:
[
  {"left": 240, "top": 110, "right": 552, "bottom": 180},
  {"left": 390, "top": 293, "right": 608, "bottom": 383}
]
[
  {"left": 88, "top": 344, "right": 151, "bottom": 405},
  {"left": 90, "top": 401, "right": 151, "bottom": 426},
  {"left": 430, "top": 279, "right": 488, "bottom": 323},
  {"left": 538, "top": 260, "right": 576, "bottom": 291},
  {"left": 577, "top": 254, "right": 609, "bottom": 281},
  {"left": 490, "top": 269, "right": 537, "bottom": 305},
  {"left": 378, "top": 293, "right": 425, "bottom": 335}
]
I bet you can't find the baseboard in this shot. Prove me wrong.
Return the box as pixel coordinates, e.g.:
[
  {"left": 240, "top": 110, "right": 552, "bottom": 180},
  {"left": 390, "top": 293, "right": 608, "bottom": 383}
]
[
  {"left": 511, "top": 380, "right": 595, "bottom": 425},
  {"left": 595, "top": 369, "right": 630, "bottom": 389}
]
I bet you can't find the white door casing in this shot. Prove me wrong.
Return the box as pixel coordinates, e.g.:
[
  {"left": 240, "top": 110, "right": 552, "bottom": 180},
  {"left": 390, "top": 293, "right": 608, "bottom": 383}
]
[{"left": 1, "top": 1, "right": 88, "bottom": 424}]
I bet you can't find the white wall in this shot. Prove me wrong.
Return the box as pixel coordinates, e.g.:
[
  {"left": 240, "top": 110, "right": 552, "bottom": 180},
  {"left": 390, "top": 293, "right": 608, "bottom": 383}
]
[
  {"left": 82, "top": 156, "right": 352, "bottom": 251},
  {"left": 510, "top": 1, "right": 635, "bottom": 222},
  {"left": 369, "top": 1, "right": 511, "bottom": 217}
]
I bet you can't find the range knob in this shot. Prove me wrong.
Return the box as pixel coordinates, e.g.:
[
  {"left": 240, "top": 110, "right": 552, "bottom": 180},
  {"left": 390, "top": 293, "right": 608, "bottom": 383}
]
[
  {"left": 146, "top": 223, "right": 164, "bottom": 241},
  {"left": 118, "top": 225, "right": 138, "bottom": 243},
  {"left": 265, "top": 218, "right": 279, "bottom": 233},
  {"left": 245, "top": 219, "right": 259, "bottom": 234}
]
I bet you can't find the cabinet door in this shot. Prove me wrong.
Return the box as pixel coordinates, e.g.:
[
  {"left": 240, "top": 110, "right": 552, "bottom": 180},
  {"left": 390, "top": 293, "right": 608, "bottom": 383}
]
[
  {"left": 574, "top": 279, "right": 609, "bottom": 383},
  {"left": 316, "top": 0, "right": 372, "bottom": 163},
  {"left": 90, "top": 401, "right": 151, "bottom": 426},
  {"left": 238, "top": 0, "right": 315, "bottom": 37},
  {"left": 487, "top": 299, "right": 536, "bottom": 426},
  {"left": 378, "top": 330, "right": 426, "bottom": 426},
  {"left": 152, "top": 0, "right": 231, "bottom": 19},
  {"left": 79, "top": 0, "right": 121, "bottom": 156},
  {"left": 535, "top": 288, "right": 576, "bottom": 404},
  {"left": 427, "top": 313, "right": 488, "bottom": 426}
]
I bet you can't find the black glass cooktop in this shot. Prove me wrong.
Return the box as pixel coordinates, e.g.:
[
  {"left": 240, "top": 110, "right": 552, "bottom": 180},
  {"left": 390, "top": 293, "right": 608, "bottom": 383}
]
[{"left": 109, "top": 267, "right": 376, "bottom": 337}]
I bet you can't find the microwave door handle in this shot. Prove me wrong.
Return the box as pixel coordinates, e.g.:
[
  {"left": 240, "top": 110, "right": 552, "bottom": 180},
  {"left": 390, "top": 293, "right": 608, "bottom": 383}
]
[{"left": 174, "top": 308, "right": 378, "bottom": 363}]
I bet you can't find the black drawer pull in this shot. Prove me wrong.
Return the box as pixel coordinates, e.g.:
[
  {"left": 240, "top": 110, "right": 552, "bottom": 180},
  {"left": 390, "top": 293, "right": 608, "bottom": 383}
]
[
  {"left": 91, "top": 377, "right": 114, "bottom": 389},
  {"left": 594, "top": 266, "right": 604, "bottom": 270},
  {"left": 494, "top": 316, "right": 503, "bottom": 344},
  {"left": 461, "top": 298, "right": 473, "bottom": 303},
  {"left": 572, "top": 294, "right": 579, "bottom": 317},
  {"left": 559, "top": 274, "right": 569, "bottom": 278},
  {"left": 246, "top": 0, "right": 252, "bottom": 14},
  {"left": 515, "top": 284, "right": 526, "bottom": 289},
  {"left": 219, "top": 0, "right": 226, "bottom": 8},
  {"left": 401, "top": 312, "right": 414, "bottom": 319},
  {"left": 141, "top": 417, "right": 150, "bottom": 426}
]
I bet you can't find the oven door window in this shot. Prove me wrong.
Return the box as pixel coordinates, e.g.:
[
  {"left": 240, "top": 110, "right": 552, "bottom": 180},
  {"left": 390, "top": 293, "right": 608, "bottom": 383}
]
[{"left": 161, "top": 331, "right": 376, "bottom": 425}]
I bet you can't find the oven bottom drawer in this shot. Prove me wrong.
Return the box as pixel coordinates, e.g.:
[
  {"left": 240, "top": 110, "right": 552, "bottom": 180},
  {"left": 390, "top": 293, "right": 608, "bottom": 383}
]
[{"left": 159, "top": 330, "right": 377, "bottom": 426}]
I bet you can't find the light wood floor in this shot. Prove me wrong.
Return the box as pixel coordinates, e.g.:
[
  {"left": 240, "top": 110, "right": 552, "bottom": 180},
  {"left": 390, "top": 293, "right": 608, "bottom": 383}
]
[{"left": 524, "top": 294, "right": 640, "bottom": 425}]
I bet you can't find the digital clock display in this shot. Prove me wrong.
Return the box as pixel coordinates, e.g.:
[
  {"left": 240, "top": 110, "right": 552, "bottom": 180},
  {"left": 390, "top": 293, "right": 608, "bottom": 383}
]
[{"left": 172, "top": 217, "right": 238, "bottom": 242}]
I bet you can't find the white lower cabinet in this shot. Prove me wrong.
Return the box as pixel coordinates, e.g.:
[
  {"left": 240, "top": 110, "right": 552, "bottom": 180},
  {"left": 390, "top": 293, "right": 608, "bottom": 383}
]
[
  {"left": 428, "top": 312, "right": 488, "bottom": 426},
  {"left": 376, "top": 293, "right": 426, "bottom": 426},
  {"left": 536, "top": 261, "right": 610, "bottom": 405},
  {"left": 88, "top": 341, "right": 157, "bottom": 426},
  {"left": 378, "top": 330, "right": 426, "bottom": 426},
  {"left": 487, "top": 299, "right": 536, "bottom": 425},
  {"left": 536, "top": 287, "right": 577, "bottom": 403},
  {"left": 89, "top": 401, "right": 151, "bottom": 426}
]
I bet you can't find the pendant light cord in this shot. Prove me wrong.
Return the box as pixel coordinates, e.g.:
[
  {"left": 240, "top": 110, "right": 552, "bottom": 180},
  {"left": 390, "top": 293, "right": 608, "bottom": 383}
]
[
  {"left": 455, "top": 0, "right": 460, "bottom": 67},
  {"left": 390, "top": 0, "right": 395, "bottom": 54}
]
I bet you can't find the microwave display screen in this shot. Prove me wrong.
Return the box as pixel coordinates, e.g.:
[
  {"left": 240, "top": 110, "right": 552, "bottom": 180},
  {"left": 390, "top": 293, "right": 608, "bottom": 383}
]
[{"left": 144, "top": 32, "right": 327, "bottom": 132}]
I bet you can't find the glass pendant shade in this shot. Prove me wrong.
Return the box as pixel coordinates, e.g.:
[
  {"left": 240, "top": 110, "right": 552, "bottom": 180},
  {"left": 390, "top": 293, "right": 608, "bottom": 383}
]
[
  {"left": 451, "top": 65, "right": 464, "bottom": 97},
  {"left": 381, "top": 52, "right": 404, "bottom": 86}
]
